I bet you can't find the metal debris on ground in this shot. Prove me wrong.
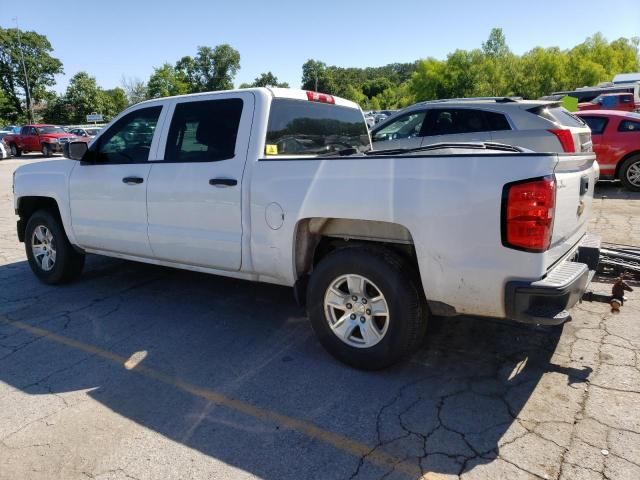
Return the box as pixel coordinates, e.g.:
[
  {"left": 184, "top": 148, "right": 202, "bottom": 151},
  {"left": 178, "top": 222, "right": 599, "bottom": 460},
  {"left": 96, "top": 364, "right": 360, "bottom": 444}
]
[{"left": 598, "top": 243, "right": 640, "bottom": 278}]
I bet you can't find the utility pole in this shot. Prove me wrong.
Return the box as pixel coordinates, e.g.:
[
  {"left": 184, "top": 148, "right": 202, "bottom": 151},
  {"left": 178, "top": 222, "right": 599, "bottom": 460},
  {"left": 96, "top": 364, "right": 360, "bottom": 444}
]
[{"left": 12, "top": 18, "right": 34, "bottom": 124}]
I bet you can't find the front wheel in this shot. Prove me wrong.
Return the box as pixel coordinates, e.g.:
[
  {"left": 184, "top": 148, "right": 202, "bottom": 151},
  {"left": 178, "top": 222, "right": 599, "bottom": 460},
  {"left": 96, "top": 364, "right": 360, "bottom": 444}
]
[
  {"left": 619, "top": 155, "right": 640, "bottom": 192},
  {"left": 10, "top": 143, "right": 21, "bottom": 157},
  {"left": 25, "top": 210, "right": 85, "bottom": 284},
  {"left": 307, "top": 246, "right": 428, "bottom": 370},
  {"left": 41, "top": 143, "right": 52, "bottom": 157}
]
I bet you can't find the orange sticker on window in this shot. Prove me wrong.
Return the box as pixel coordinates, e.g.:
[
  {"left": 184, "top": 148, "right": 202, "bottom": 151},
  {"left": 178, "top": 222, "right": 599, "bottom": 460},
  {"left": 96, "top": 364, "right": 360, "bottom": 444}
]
[{"left": 265, "top": 144, "right": 278, "bottom": 155}]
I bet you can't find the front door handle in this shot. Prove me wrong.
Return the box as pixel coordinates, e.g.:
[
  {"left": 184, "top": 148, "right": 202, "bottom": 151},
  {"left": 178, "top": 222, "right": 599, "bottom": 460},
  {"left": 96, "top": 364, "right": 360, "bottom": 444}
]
[
  {"left": 122, "top": 176, "right": 144, "bottom": 185},
  {"left": 209, "top": 178, "right": 238, "bottom": 187}
]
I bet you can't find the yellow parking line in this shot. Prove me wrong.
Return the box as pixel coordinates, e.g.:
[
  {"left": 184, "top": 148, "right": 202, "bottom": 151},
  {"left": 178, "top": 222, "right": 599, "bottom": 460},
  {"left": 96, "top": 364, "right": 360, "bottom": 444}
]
[{"left": 2, "top": 318, "right": 444, "bottom": 479}]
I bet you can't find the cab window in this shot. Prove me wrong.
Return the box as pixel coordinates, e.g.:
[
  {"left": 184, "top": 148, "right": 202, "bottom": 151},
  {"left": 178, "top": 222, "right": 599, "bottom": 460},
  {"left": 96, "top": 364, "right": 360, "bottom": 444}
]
[
  {"left": 165, "top": 98, "right": 243, "bottom": 162},
  {"left": 95, "top": 106, "right": 162, "bottom": 164}
]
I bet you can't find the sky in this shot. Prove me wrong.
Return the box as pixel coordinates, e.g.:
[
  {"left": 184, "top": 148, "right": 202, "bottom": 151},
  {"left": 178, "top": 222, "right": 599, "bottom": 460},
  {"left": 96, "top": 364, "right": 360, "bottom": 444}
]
[{"left": 3, "top": 0, "right": 639, "bottom": 93}]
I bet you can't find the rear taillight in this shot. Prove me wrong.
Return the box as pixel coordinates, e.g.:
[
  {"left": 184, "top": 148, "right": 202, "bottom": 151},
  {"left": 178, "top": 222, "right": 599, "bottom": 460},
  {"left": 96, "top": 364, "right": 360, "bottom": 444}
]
[
  {"left": 502, "top": 177, "right": 556, "bottom": 252},
  {"left": 548, "top": 128, "right": 575, "bottom": 153},
  {"left": 306, "top": 91, "right": 335, "bottom": 104}
]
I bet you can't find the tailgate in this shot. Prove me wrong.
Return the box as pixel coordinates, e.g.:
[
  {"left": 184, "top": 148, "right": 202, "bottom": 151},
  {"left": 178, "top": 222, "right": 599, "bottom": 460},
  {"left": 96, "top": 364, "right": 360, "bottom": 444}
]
[{"left": 546, "top": 153, "right": 599, "bottom": 269}]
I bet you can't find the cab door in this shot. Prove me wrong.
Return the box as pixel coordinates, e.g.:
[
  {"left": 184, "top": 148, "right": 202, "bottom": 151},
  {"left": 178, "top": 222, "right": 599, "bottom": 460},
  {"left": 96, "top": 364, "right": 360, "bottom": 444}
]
[
  {"left": 146, "top": 91, "right": 254, "bottom": 271},
  {"left": 26, "top": 126, "right": 39, "bottom": 151},
  {"left": 69, "top": 104, "right": 165, "bottom": 257}
]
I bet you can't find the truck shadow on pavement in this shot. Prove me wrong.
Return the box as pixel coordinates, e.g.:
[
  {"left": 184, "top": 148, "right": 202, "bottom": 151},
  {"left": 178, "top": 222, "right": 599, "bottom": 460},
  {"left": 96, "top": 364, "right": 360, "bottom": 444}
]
[{"left": 0, "top": 256, "right": 592, "bottom": 479}]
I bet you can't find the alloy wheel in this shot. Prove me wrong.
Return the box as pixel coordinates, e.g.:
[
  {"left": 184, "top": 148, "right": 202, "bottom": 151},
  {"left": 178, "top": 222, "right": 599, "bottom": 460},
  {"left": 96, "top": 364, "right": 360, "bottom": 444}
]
[{"left": 323, "top": 274, "right": 390, "bottom": 349}]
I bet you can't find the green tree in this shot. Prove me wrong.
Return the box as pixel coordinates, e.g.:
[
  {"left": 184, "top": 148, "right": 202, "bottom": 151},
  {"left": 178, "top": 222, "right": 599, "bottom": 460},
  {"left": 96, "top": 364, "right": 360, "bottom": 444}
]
[
  {"left": 372, "top": 83, "right": 414, "bottom": 109},
  {"left": 482, "top": 27, "right": 510, "bottom": 58},
  {"left": 147, "top": 63, "right": 189, "bottom": 98},
  {"left": 362, "top": 77, "right": 394, "bottom": 99},
  {"left": 41, "top": 93, "right": 70, "bottom": 124},
  {"left": 102, "top": 87, "right": 129, "bottom": 117},
  {"left": 240, "top": 71, "right": 289, "bottom": 88},
  {"left": 121, "top": 76, "right": 149, "bottom": 105},
  {"left": 63, "top": 72, "right": 106, "bottom": 123},
  {"left": 341, "top": 84, "right": 368, "bottom": 106},
  {"left": 0, "top": 27, "right": 63, "bottom": 122},
  {"left": 410, "top": 58, "right": 447, "bottom": 101},
  {"left": 301, "top": 60, "right": 336, "bottom": 93},
  {"left": 513, "top": 47, "right": 569, "bottom": 99},
  {"left": 175, "top": 44, "right": 241, "bottom": 92}
]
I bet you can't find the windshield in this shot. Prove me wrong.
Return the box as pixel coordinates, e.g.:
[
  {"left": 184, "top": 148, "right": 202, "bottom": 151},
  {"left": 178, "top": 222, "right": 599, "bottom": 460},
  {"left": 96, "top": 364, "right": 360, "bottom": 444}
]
[
  {"left": 37, "top": 126, "right": 67, "bottom": 134},
  {"left": 265, "top": 99, "right": 370, "bottom": 156},
  {"left": 86, "top": 129, "right": 100, "bottom": 136}
]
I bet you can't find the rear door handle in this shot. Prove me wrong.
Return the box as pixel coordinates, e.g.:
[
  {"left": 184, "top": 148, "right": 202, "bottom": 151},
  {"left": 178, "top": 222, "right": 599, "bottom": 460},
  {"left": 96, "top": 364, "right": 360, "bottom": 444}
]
[
  {"left": 209, "top": 178, "right": 238, "bottom": 187},
  {"left": 122, "top": 176, "right": 144, "bottom": 185}
]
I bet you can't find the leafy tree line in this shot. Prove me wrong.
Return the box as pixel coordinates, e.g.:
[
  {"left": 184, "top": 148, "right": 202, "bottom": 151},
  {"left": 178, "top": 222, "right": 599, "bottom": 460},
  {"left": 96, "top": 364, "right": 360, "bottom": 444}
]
[
  {"left": 0, "top": 25, "right": 638, "bottom": 126},
  {"left": 307, "top": 29, "right": 639, "bottom": 110}
]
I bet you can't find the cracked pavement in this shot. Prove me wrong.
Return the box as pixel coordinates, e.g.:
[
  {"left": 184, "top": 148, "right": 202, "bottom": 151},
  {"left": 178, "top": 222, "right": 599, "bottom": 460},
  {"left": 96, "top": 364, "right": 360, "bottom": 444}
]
[{"left": 0, "top": 157, "right": 639, "bottom": 480}]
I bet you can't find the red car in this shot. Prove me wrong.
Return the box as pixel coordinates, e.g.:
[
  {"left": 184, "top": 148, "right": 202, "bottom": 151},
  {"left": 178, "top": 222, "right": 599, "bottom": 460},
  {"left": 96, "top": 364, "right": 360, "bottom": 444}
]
[
  {"left": 578, "top": 93, "right": 638, "bottom": 113},
  {"left": 576, "top": 110, "right": 640, "bottom": 191},
  {"left": 4, "top": 124, "right": 79, "bottom": 157}
]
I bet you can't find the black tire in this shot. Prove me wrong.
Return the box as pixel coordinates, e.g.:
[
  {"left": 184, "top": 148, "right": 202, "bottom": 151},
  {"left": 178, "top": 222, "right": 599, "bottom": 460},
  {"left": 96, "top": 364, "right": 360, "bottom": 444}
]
[
  {"left": 25, "top": 210, "right": 85, "bottom": 285},
  {"left": 307, "top": 246, "right": 428, "bottom": 370},
  {"left": 10, "top": 143, "right": 21, "bottom": 157},
  {"left": 619, "top": 155, "right": 640, "bottom": 192},
  {"left": 41, "top": 143, "right": 52, "bottom": 157}
]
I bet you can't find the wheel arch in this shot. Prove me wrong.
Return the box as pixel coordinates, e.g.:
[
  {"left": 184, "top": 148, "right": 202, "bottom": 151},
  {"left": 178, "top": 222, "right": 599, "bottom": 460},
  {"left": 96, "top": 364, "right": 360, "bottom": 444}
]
[
  {"left": 16, "top": 196, "right": 63, "bottom": 243},
  {"left": 292, "top": 217, "right": 420, "bottom": 304}
]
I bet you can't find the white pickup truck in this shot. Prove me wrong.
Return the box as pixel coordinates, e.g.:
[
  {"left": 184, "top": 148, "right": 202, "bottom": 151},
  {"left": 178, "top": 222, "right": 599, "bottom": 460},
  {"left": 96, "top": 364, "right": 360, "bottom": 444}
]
[{"left": 13, "top": 88, "right": 600, "bottom": 369}]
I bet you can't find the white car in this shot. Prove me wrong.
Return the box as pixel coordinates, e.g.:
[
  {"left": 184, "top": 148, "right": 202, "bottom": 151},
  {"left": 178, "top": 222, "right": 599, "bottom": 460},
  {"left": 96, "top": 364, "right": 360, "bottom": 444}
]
[
  {"left": 0, "top": 140, "right": 8, "bottom": 159},
  {"left": 371, "top": 97, "right": 593, "bottom": 153},
  {"left": 68, "top": 127, "right": 101, "bottom": 139},
  {"left": 13, "top": 88, "right": 600, "bottom": 369}
]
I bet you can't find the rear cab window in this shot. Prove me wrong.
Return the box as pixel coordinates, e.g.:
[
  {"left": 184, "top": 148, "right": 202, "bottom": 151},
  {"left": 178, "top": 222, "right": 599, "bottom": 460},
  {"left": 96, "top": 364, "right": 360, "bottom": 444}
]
[{"left": 265, "top": 99, "right": 369, "bottom": 156}]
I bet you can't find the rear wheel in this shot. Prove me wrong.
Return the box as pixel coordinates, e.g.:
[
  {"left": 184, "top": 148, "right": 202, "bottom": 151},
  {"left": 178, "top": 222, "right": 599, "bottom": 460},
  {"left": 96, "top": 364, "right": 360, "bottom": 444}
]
[
  {"left": 25, "top": 210, "right": 85, "bottom": 284},
  {"left": 307, "top": 246, "right": 428, "bottom": 370},
  {"left": 619, "top": 155, "right": 640, "bottom": 192},
  {"left": 41, "top": 143, "right": 52, "bottom": 157},
  {"left": 10, "top": 143, "right": 21, "bottom": 157}
]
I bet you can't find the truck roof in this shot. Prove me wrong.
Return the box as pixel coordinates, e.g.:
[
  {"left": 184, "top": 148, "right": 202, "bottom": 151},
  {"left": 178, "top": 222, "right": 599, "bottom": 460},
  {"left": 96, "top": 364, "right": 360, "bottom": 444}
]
[{"left": 134, "top": 87, "right": 361, "bottom": 111}]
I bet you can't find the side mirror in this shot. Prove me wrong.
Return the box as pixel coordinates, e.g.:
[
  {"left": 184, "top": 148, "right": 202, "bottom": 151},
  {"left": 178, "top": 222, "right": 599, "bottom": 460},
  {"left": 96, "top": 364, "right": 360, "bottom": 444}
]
[{"left": 65, "top": 141, "right": 88, "bottom": 160}]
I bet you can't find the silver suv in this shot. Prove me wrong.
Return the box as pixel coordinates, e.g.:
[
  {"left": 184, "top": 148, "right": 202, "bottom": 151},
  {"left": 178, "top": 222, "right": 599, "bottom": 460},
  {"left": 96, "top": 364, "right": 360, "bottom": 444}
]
[{"left": 370, "top": 97, "right": 592, "bottom": 153}]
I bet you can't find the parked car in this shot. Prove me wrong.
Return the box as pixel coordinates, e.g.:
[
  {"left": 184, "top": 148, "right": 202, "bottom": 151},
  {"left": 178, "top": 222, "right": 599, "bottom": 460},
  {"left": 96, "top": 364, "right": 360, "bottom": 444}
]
[
  {"left": 0, "top": 139, "right": 8, "bottom": 159},
  {"left": 364, "top": 115, "right": 376, "bottom": 129},
  {"left": 2, "top": 125, "right": 22, "bottom": 134},
  {"left": 578, "top": 93, "right": 638, "bottom": 112},
  {"left": 68, "top": 127, "right": 101, "bottom": 139},
  {"left": 13, "top": 87, "right": 600, "bottom": 369},
  {"left": 371, "top": 97, "right": 592, "bottom": 153},
  {"left": 4, "top": 125, "right": 79, "bottom": 157},
  {"left": 576, "top": 110, "right": 640, "bottom": 191}
]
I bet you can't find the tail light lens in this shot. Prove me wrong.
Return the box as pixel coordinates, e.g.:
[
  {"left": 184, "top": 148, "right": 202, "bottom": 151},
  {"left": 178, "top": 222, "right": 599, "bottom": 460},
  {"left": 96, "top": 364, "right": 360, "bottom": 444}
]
[
  {"left": 306, "top": 91, "right": 335, "bottom": 104},
  {"left": 502, "top": 177, "right": 556, "bottom": 252},
  {"left": 548, "top": 128, "right": 575, "bottom": 153}
]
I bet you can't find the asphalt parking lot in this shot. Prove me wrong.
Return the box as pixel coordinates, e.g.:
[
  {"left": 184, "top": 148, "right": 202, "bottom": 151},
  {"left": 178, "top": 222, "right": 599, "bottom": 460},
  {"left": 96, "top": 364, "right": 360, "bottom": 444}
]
[{"left": 1, "top": 155, "right": 639, "bottom": 480}]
